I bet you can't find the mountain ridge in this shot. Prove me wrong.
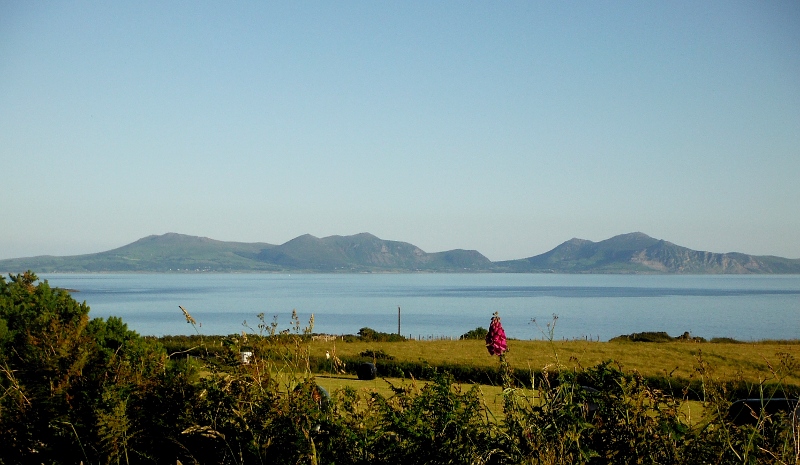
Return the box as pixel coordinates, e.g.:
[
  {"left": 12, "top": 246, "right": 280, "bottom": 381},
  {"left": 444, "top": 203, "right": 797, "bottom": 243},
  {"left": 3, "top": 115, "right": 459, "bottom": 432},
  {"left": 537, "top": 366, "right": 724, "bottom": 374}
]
[{"left": 1, "top": 232, "right": 798, "bottom": 274}]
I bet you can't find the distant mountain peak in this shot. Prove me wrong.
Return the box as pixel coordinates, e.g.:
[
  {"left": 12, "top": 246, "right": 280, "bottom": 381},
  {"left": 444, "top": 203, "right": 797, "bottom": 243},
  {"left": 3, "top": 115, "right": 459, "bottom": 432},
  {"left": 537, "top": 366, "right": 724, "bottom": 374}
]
[
  {"left": 349, "top": 232, "right": 380, "bottom": 239},
  {"left": 495, "top": 231, "right": 800, "bottom": 274},
  {"left": 139, "top": 232, "right": 210, "bottom": 241},
  {"left": 565, "top": 238, "right": 592, "bottom": 245},
  {"left": 621, "top": 231, "right": 652, "bottom": 238},
  {"left": 291, "top": 233, "right": 318, "bottom": 240},
  {"left": 1, "top": 232, "right": 798, "bottom": 274}
]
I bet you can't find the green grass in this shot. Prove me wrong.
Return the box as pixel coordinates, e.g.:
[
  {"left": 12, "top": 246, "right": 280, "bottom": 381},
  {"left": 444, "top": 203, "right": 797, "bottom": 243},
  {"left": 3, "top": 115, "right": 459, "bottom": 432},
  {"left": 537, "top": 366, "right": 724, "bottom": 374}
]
[
  {"left": 314, "top": 373, "right": 509, "bottom": 417},
  {"left": 312, "top": 372, "right": 711, "bottom": 428},
  {"left": 308, "top": 338, "right": 800, "bottom": 387}
]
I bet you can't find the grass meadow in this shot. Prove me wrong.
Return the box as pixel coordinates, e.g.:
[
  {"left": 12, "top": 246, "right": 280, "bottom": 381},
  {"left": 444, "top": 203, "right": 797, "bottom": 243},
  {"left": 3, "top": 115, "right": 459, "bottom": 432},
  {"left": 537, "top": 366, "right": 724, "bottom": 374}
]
[
  {"left": 307, "top": 338, "right": 800, "bottom": 387},
  {"left": 308, "top": 338, "right": 799, "bottom": 426}
]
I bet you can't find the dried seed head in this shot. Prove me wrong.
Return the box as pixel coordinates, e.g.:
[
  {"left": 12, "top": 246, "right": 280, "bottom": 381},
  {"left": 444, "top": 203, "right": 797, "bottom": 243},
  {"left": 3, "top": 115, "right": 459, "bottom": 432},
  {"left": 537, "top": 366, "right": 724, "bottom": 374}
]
[{"left": 179, "top": 305, "right": 197, "bottom": 326}]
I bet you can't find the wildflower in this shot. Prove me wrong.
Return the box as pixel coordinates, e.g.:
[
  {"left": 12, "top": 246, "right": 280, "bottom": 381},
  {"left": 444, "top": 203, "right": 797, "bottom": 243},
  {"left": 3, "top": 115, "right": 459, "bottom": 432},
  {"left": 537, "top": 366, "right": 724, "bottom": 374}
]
[{"left": 485, "top": 312, "right": 507, "bottom": 356}]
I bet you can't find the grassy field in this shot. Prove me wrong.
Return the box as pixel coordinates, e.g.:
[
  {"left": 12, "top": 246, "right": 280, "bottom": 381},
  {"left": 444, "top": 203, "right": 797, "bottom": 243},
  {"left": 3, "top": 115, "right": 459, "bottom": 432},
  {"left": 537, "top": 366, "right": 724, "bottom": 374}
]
[
  {"left": 314, "top": 373, "right": 508, "bottom": 412},
  {"left": 308, "top": 338, "right": 799, "bottom": 426},
  {"left": 312, "top": 373, "right": 711, "bottom": 426},
  {"left": 308, "top": 338, "right": 800, "bottom": 387}
]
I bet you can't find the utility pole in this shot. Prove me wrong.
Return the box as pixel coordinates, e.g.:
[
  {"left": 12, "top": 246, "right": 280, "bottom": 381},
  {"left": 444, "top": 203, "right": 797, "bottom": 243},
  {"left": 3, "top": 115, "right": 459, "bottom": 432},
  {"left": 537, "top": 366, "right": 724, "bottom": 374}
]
[{"left": 398, "top": 306, "right": 401, "bottom": 336}]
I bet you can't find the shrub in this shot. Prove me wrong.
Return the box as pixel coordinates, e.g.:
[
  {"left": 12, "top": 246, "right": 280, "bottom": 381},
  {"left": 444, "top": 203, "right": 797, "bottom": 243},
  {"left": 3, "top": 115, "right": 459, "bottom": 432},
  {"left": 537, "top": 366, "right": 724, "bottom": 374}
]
[
  {"left": 0, "top": 272, "right": 196, "bottom": 464},
  {"left": 610, "top": 331, "right": 707, "bottom": 343},
  {"left": 359, "top": 349, "right": 395, "bottom": 360},
  {"left": 710, "top": 337, "right": 743, "bottom": 344},
  {"left": 357, "top": 327, "right": 406, "bottom": 342},
  {"left": 460, "top": 326, "right": 488, "bottom": 340},
  {"left": 0, "top": 272, "right": 101, "bottom": 463}
]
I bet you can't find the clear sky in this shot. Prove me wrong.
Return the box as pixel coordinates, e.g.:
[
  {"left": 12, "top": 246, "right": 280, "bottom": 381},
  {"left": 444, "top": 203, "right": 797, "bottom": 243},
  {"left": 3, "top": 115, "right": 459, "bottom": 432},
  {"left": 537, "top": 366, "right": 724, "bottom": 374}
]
[{"left": 2, "top": 1, "right": 799, "bottom": 261}]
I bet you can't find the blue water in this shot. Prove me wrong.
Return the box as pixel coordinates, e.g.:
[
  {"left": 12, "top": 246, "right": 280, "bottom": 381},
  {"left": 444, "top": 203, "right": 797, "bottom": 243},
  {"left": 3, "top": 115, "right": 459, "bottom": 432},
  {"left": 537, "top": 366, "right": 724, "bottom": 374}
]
[{"left": 39, "top": 273, "right": 800, "bottom": 341}]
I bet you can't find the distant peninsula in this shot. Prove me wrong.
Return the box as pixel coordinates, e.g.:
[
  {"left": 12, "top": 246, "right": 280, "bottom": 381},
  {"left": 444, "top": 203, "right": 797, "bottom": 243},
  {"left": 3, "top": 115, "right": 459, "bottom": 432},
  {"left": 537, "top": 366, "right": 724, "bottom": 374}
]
[{"left": 1, "top": 232, "right": 799, "bottom": 274}]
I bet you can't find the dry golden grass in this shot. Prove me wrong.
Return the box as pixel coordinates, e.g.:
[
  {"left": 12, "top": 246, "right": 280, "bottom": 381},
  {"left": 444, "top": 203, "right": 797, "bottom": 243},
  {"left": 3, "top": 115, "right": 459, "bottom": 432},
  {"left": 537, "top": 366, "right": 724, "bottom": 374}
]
[{"left": 309, "top": 339, "right": 800, "bottom": 386}]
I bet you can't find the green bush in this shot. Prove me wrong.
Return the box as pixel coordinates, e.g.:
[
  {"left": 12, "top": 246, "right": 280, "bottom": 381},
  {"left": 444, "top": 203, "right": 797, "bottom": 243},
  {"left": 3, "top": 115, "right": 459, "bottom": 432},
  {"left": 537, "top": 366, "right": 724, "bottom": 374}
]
[
  {"left": 358, "top": 327, "right": 406, "bottom": 342},
  {"left": 359, "top": 349, "right": 395, "bottom": 360},
  {"left": 0, "top": 272, "right": 185, "bottom": 463},
  {"left": 610, "top": 331, "right": 707, "bottom": 343},
  {"left": 710, "top": 337, "right": 743, "bottom": 344},
  {"left": 460, "top": 326, "right": 488, "bottom": 340}
]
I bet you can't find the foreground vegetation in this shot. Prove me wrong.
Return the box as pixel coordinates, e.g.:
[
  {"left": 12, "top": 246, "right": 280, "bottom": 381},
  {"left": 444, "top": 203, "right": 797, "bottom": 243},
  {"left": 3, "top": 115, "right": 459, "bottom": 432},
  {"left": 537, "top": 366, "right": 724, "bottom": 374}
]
[
  {"left": 162, "top": 329, "right": 800, "bottom": 400},
  {"left": 2, "top": 272, "right": 798, "bottom": 464}
]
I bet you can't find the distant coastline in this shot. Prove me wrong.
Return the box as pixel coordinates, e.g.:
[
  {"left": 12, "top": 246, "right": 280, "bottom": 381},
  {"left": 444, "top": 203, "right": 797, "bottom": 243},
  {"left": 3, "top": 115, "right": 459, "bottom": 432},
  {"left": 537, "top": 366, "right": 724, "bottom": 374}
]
[{"left": 3, "top": 231, "right": 800, "bottom": 274}]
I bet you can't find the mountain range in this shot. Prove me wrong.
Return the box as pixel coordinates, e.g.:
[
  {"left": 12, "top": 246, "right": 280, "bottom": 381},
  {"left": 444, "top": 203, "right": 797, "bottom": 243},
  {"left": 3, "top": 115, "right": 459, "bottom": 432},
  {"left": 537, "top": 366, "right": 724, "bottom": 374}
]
[{"left": 1, "top": 232, "right": 799, "bottom": 274}]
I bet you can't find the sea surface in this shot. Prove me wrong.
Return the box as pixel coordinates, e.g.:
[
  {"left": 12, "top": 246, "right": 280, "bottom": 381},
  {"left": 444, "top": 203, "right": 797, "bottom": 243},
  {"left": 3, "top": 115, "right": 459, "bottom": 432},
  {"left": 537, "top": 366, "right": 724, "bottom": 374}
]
[{"left": 39, "top": 273, "right": 800, "bottom": 342}]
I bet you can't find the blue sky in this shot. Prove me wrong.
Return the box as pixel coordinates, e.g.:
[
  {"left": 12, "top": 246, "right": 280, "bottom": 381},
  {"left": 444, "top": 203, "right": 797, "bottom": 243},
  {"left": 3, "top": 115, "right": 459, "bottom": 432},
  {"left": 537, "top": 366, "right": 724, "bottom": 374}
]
[{"left": 2, "top": 1, "right": 799, "bottom": 261}]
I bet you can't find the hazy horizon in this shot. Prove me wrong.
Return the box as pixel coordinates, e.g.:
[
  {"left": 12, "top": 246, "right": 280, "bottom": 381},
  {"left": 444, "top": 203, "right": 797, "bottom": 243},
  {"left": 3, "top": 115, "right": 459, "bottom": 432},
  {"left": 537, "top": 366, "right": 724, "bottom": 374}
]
[{"left": 2, "top": 2, "right": 798, "bottom": 261}]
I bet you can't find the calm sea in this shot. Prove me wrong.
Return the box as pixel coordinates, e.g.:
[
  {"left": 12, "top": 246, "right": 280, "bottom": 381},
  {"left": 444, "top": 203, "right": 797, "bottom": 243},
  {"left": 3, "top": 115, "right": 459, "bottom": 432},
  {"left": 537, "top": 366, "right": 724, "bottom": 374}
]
[{"left": 39, "top": 273, "right": 800, "bottom": 342}]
